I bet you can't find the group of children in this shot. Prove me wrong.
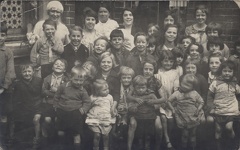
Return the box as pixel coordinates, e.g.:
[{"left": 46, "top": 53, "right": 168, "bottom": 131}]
[{"left": 0, "top": 4, "right": 240, "bottom": 150}]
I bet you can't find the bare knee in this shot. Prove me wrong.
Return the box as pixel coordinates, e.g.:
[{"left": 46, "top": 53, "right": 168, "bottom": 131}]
[
  {"left": 129, "top": 117, "right": 137, "bottom": 129},
  {"left": 58, "top": 131, "right": 65, "bottom": 137},
  {"left": 74, "top": 134, "right": 81, "bottom": 144},
  {"left": 155, "top": 116, "right": 163, "bottom": 131},
  {"left": 207, "top": 116, "right": 214, "bottom": 124},
  {"left": 44, "top": 117, "right": 52, "bottom": 124},
  {"left": 225, "top": 122, "right": 233, "bottom": 132},
  {"left": 33, "top": 114, "right": 41, "bottom": 125}
]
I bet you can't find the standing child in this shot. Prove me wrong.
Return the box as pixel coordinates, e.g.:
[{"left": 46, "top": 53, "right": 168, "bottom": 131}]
[
  {"left": 85, "top": 79, "right": 117, "bottom": 150},
  {"left": 168, "top": 74, "right": 205, "bottom": 150},
  {"left": 128, "top": 75, "right": 163, "bottom": 150},
  {"left": 87, "top": 36, "right": 110, "bottom": 67},
  {"left": 154, "top": 50, "right": 180, "bottom": 149},
  {"left": 208, "top": 53, "right": 223, "bottom": 84},
  {"left": 61, "top": 26, "right": 89, "bottom": 73},
  {"left": 110, "top": 29, "right": 130, "bottom": 66},
  {"left": 41, "top": 58, "right": 68, "bottom": 140},
  {"left": 54, "top": 66, "right": 91, "bottom": 150},
  {"left": 206, "top": 37, "right": 225, "bottom": 61},
  {"left": 11, "top": 65, "right": 43, "bottom": 149},
  {"left": 30, "top": 19, "right": 64, "bottom": 79},
  {"left": 126, "top": 32, "right": 149, "bottom": 75},
  {"left": 207, "top": 60, "right": 240, "bottom": 150},
  {"left": 0, "top": 21, "right": 16, "bottom": 123}
]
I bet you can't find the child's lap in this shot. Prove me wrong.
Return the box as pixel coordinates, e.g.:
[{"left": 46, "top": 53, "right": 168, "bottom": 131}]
[
  {"left": 56, "top": 108, "right": 84, "bottom": 134},
  {"left": 135, "top": 119, "right": 155, "bottom": 138},
  {"left": 40, "top": 103, "right": 56, "bottom": 119},
  {"left": 212, "top": 114, "right": 235, "bottom": 125},
  {"left": 88, "top": 124, "right": 112, "bottom": 135}
]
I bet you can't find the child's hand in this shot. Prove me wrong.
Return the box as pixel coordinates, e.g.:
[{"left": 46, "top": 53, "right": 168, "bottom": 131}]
[
  {"left": 111, "top": 107, "right": 118, "bottom": 117},
  {"left": 135, "top": 98, "right": 144, "bottom": 105},
  {"left": 146, "top": 99, "right": 156, "bottom": 105},
  {"left": 209, "top": 109, "right": 215, "bottom": 114},
  {"left": 194, "top": 109, "right": 199, "bottom": 116},
  {"left": 0, "top": 88, "right": 5, "bottom": 94},
  {"left": 79, "top": 108, "right": 85, "bottom": 115}
]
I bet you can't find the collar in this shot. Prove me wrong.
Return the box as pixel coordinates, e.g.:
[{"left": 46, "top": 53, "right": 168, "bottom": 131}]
[
  {"left": 70, "top": 43, "right": 81, "bottom": 52},
  {"left": 66, "top": 81, "right": 83, "bottom": 90},
  {"left": 208, "top": 72, "right": 216, "bottom": 80},
  {"left": 52, "top": 72, "right": 64, "bottom": 79}
]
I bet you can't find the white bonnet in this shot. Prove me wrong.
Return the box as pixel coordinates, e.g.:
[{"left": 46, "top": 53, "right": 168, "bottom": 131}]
[{"left": 47, "top": 1, "right": 64, "bottom": 13}]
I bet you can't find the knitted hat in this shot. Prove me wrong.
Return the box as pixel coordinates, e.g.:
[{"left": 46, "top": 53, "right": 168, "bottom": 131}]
[
  {"left": 180, "top": 74, "right": 197, "bottom": 93},
  {"left": 47, "top": 1, "right": 64, "bottom": 13}
]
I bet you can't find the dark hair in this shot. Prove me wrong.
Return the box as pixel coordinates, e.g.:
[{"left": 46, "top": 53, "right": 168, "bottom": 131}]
[
  {"left": 134, "top": 32, "right": 148, "bottom": 44},
  {"left": 207, "top": 37, "right": 224, "bottom": 51},
  {"left": 158, "top": 50, "right": 176, "bottom": 69},
  {"left": 181, "top": 35, "right": 196, "bottom": 44},
  {"left": 132, "top": 75, "right": 147, "bottom": 87},
  {"left": 110, "top": 29, "right": 124, "bottom": 40},
  {"left": 195, "top": 4, "right": 208, "bottom": 18},
  {"left": 121, "top": 7, "right": 134, "bottom": 23},
  {"left": 92, "top": 79, "right": 108, "bottom": 96},
  {"left": 69, "top": 25, "right": 83, "bottom": 36},
  {"left": 99, "top": 3, "right": 111, "bottom": 13},
  {"left": 163, "top": 24, "right": 179, "bottom": 45},
  {"left": 83, "top": 7, "right": 97, "bottom": 20},
  {"left": 52, "top": 58, "right": 68, "bottom": 70},
  {"left": 148, "top": 35, "right": 157, "bottom": 47},
  {"left": 183, "top": 60, "right": 200, "bottom": 74},
  {"left": 172, "top": 47, "right": 184, "bottom": 58},
  {"left": 20, "top": 64, "right": 34, "bottom": 73},
  {"left": 163, "top": 10, "right": 177, "bottom": 27},
  {"left": 143, "top": 55, "right": 158, "bottom": 74},
  {"left": 217, "top": 60, "right": 236, "bottom": 77},
  {"left": 233, "top": 39, "right": 240, "bottom": 55},
  {"left": 148, "top": 23, "right": 160, "bottom": 33},
  {"left": 0, "top": 21, "right": 7, "bottom": 34},
  {"left": 42, "top": 19, "right": 57, "bottom": 30},
  {"left": 208, "top": 53, "right": 224, "bottom": 66},
  {"left": 206, "top": 22, "right": 223, "bottom": 36},
  {"left": 186, "top": 43, "right": 204, "bottom": 55}
]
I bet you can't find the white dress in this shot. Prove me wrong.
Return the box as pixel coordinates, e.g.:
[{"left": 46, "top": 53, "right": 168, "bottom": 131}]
[{"left": 95, "top": 19, "right": 119, "bottom": 39}]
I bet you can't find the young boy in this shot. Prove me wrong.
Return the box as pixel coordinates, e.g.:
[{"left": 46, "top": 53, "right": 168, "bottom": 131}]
[
  {"left": 41, "top": 58, "right": 68, "bottom": 140},
  {"left": 128, "top": 75, "right": 162, "bottom": 150},
  {"left": 61, "top": 26, "right": 89, "bottom": 73},
  {"left": 11, "top": 65, "right": 43, "bottom": 149},
  {"left": 54, "top": 65, "right": 91, "bottom": 150},
  {"left": 110, "top": 29, "right": 130, "bottom": 66},
  {"left": 0, "top": 21, "right": 16, "bottom": 122},
  {"left": 30, "top": 19, "right": 64, "bottom": 78}
]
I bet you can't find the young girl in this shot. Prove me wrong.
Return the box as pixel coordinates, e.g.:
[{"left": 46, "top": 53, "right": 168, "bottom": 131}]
[
  {"left": 147, "top": 35, "right": 158, "bottom": 58},
  {"left": 172, "top": 47, "right": 184, "bottom": 76},
  {"left": 208, "top": 53, "right": 223, "bottom": 84},
  {"left": 41, "top": 58, "right": 68, "bottom": 139},
  {"left": 206, "top": 37, "right": 225, "bottom": 60},
  {"left": 185, "top": 4, "right": 208, "bottom": 45},
  {"left": 185, "top": 43, "right": 209, "bottom": 78},
  {"left": 156, "top": 24, "right": 178, "bottom": 53},
  {"left": 11, "top": 65, "right": 43, "bottom": 149},
  {"left": 87, "top": 36, "right": 110, "bottom": 67},
  {"left": 168, "top": 74, "right": 204, "bottom": 150},
  {"left": 154, "top": 50, "right": 180, "bottom": 149},
  {"left": 85, "top": 79, "right": 117, "bottom": 150},
  {"left": 207, "top": 60, "right": 240, "bottom": 150}
]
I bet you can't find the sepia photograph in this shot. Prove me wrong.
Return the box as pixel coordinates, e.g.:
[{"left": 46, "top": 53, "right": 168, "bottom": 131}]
[{"left": 0, "top": 0, "right": 240, "bottom": 150}]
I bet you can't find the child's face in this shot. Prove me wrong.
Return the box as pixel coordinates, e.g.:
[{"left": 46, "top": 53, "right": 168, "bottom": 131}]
[
  {"left": 94, "top": 39, "right": 108, "bottom": 54},
  {"left": 70, "top": 74, "right": 85, "bottom": 88},
  {"left": 236, "top": 45, "right": 240, "bottom": 55},
  {"left": 121, "top": 74, "right": 132, "bottom": 87},
  {"left": 100, "top": 57, "right": 113, "bottom": 72},
  {"left": 165, "top": 27, "right": 177, "bottom": 42},
  {"left": 135, "top": 35, "right": 148, "bottom": 53},
  {"left": 148, "top": 26, "right": 158, "bottom": 36},
  {"left": 147, "top": 45, "right": 156, "bottom": 55},
  {"left": 134, "top": 84, "right": 147, "bottom": 96},
  {"left": 209, "top": 44, "right": 222, "bottom": 55},
  {"left": 143, "top": 63, "right": 154, "bottom": 79},
  {"left": 182, "top": 38, "right": 192, "bottom": 50},
  {"left": 0, "top": 32, "right": 7, "bottom": 46},
  {"left": 48, "top": 8, "right": 61, "bottom": 22},
  {"left": 43, "top": 24, "right": 55, "bottom": 38},
  {"left": 221, "top": 66, "right": 233, "bottom": 80},
  {"left": 70, "top": 30, "right": 82, "bottom": 46},
  {"left": 164, "top": 15, "right": 174, "bottom": 27},
  {"left": 123, "top": 10, "right": 133, "bottom": 26},
  {"left": 196, "top": 9, "right": 207, "bottom": 24},
  {"left": 209, "top": 57, "right": 221, "bottom": 73},
  {"left": 207, "top": 30, "right": 219, "bottom": 37},
  {"left": 85, "top": 16, "right": 96, "bottom": 30},
  {"left": 52, "top": 60, "right": 66, "bottom": 74},
  {"left": 189, "top": 45, "right": 200, "bottom": 60},
  {"left": 185, "top": 64, "right": 197, "bottom": 75},
  {"left": 176, "top": 57, "right": 183, "bottom": 66},
  {"left": 22, "top": 67, "right": 34, "bottom": 81},
  {"left": 98, "top": 83, "right": 109, "bottom": 97},
  {"left": 161, "top": 58, "right": 174, "bottom": 71},
  {"left": 111, "top": 37, "right": 124, "bottom": 50}
]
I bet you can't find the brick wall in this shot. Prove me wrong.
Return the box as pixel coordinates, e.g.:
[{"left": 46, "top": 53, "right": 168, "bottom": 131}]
[
  {"left": 186, "top": 1, "right": 240, "bottom": 49},
  {"left": 62, "top": 0, "right": 75, "bottom": 28}
]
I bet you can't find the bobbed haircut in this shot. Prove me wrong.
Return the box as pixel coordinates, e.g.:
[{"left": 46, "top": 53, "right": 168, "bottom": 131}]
[
  {"left": 207, "top": 37, "right": 224, "bottom": 51},
  {"left": 195, "top": 4, "right": 208, "bottom": 17},
  {"left": 132, "top": 75, "right": 147, "bottom": 87},
  {"left": 217, "top": 60, "right": 236, "bottom": 76},
  {"left": 42, "top": 19, "right": 57, "bottom": 30},
  {"left": 158, "top": 50, "right": 176, "bottom": 69},
  {"left": 186, "top": 43, "right": 204, "bottom": 55},
  {"left": 206, "top": 22, "right": 223, "bottom": 36},
  {"left": 120, "top": 7, "right": 134, "bottom": 23},
  {"left": 100, "top": 51, "right": 118, "bottom": 68},
  {"left": 119, "top": 66, "right": 135, "bottom": 78},
  {"left": 92, "top": 79, "right": 108, "bottom": 96},
  {"left": 110, "top": 29, "right": 124, "bottom": 40}
]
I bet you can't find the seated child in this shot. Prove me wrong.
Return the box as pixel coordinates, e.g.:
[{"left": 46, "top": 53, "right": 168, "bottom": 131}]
[
  {"left": 128, "top": 75, "right": 163, "bottom": 150},
  {"left": 110, "top": 29, "right": 130, "bottom": 66},
  {"left": 85, "top": 79, "right": 117, "bottom": 150},
  {"left": 30, "top": 19, "right": 64, "bottom": 78},
  {"left": 54, "top": 66, "right": 91, "bottom": 150},
  {"left": 11, "top": 65, "right": 43, "bottom": 149},
  {"left": 168, "top": 74, "right": 205, "bottom": 150},
  {"left": 41, "top": 58, "right": 68, "bottom": 139},
  {"left": 61, "top": 26, "right": 89, "bottom": 73}
]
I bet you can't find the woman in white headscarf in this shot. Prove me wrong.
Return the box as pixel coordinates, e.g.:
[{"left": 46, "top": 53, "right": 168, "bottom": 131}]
[{"left": 32, "top": 1, "right": 70, "bottom": 45}]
